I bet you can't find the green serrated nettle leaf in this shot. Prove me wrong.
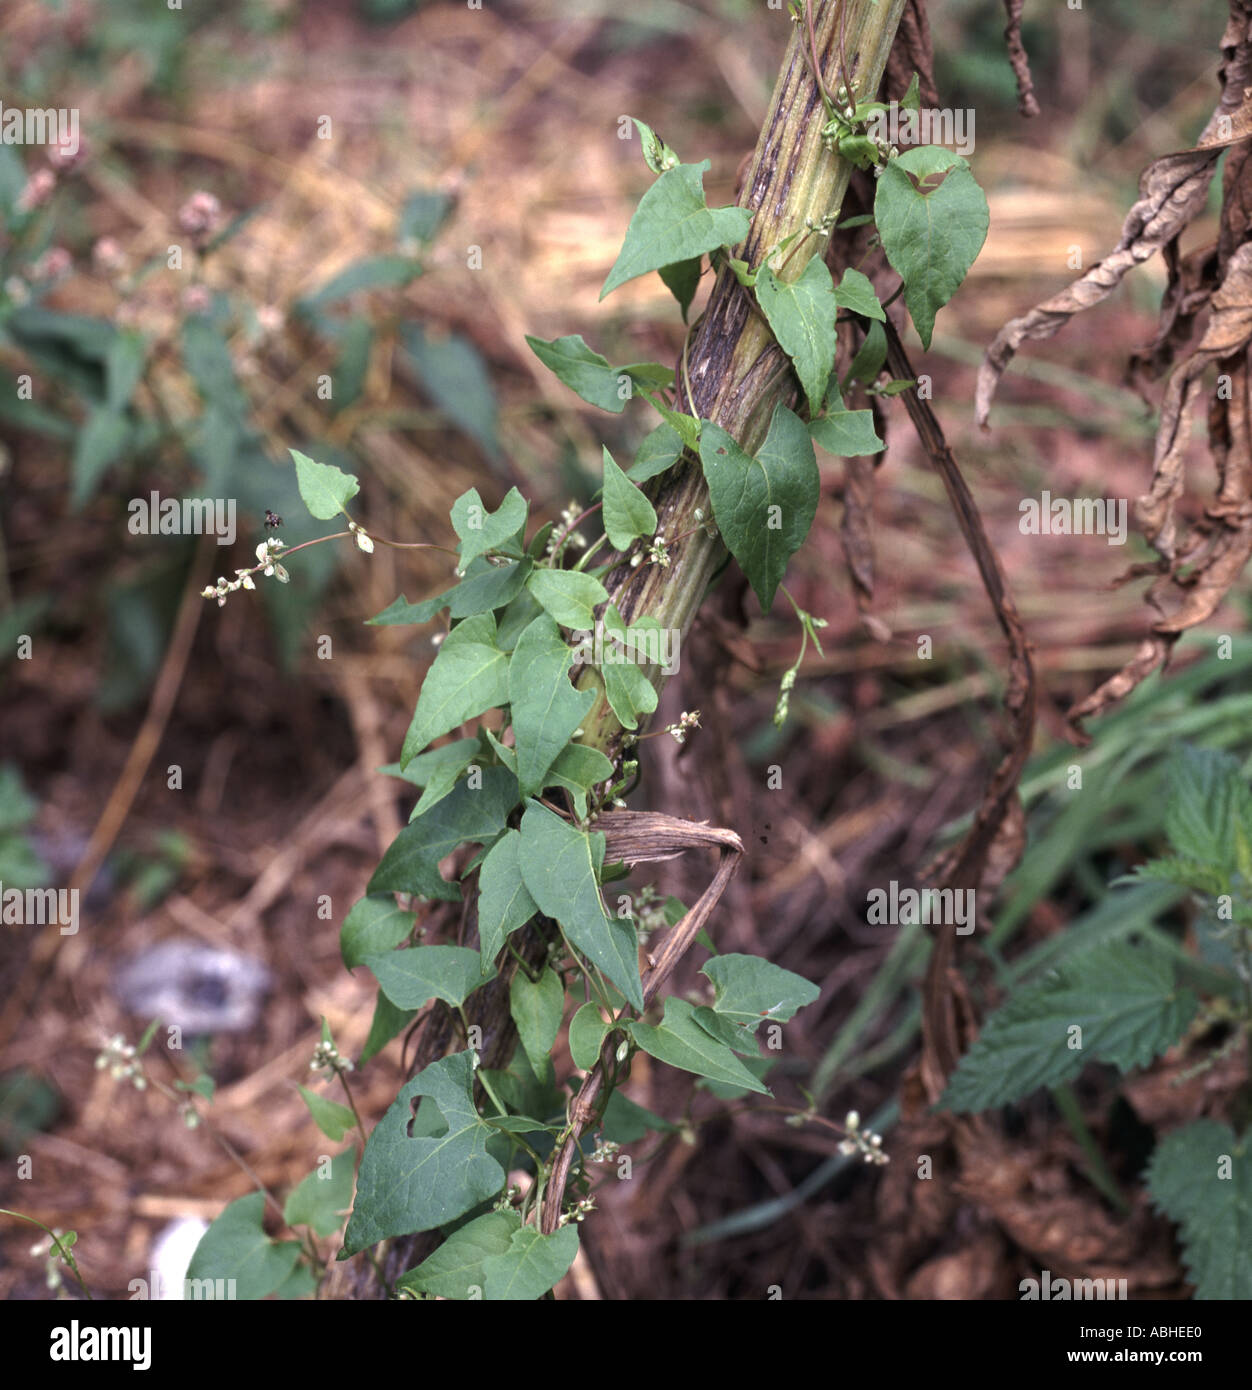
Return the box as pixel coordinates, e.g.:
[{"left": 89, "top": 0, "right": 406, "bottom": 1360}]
[
  {"left": 401, "top": 612, "right": 510, "bottom": 767},
  {"left": 359, "top": 991, "right": 416, "bottom": 1066},
  {"left": 690, "top": 1004, "right": 758, "bottom": 1055},
  {"left": 1145, "top": 1120, "right": 1252, "bottom": 1299},
  {"left": 628, "top": 997, "right": 771, "bottom": 1095},
  {"left": 343, "top": 1052, "right": 508, "bottom": 1252},
  {"left": 601, "top": 161, "right": 752, "bottom": 300},
  {"left": 409, "top": 740, "right": 483, "bottom": 818},
  {"left": 1119, "top": 856, "right": 1229, "bottom": 898},
  {"left": 601, "top": 446, "right": 658, "bottom": 550},
  {"left": 629, "top": 422, "right": 684, "bottom": 482},
  {"left": 511, "top": 967, "right": 566, "bottom": 1079},
  {"left": 701, "top": 953, "right": 821, "bottom": 1027},
  {"left": 648, "top": 396, "right": 702, "bottom": 452},
  {"left": 544, "top": 743, "right": 616, "bottom": 820},
  {"left": 365, "top": 945, "right": 491, "bottom": 1012},
  {"left": 298, "top": 1085, "right": 357, "bottom": 1142},
  {"left": 340, "top": 895, "right": 415, "bottom": 970},
  {"left": 754, "top": 256, "right": 838, "bottom": 414},
  {"left": 452, "top": 487, "right": 528, "bottom": 570},
  {"left": 482, "top": 1223, "right": 579, "bottom": 1301},
  {"left": 518, "top": 802, "right": 643, "bottom": 1010},
  {"left": 630, "top": 117, "right": 680, "bottom": 174},
  {"left": 396, "top": 1209, "right": 521, "bottom": 1301},
  {"left": 526, "top": 335, "right": 672, "bottom": 414},
  {"left": 874, "top": 146, "right": 989, "bottom": 350},
  {"left": 369, "top": 764, "right": 519, "bottom": 899},
  {"left": 699, "top": 406, "right": 818, "bottom": 611},
  {"left": 187, "top": 1193, "right": 302, "bottom": 1301},
  {"left": 844, "top": 319, "right": 887, "bottom": 390},
  {"left": 569, "top": 1002, "right": 612, "bottom": 1071},
  {"left": 478, "top": 830, "right": 538, "bottom": 968},
  {"left": 283, "top": 1149, "right": 357, "bottom": 1238},
  {"left": 833, "top": 266, "right": 886, "bottom": 322},
  {"left": 1162, "top": 746, "right": 1252, "bottom": 872},
  {"left": 810, "top": 405, "right": 883, "bottom": 457},
  {"left": 939, "top": 938, "right": 1200, "bottom": 1113},
  {"left": 289, "top": 448, "right": 360, "bottom": 520},
  {"left": 901, "top": 71, "right": 921, "bottom": 112},
  {"left": 659, "top": 257, "right": 702, "bottom": 321},
  {"left": 509, "top": 613, "right": 596, "bottom": 797},
  {"left": 524, "top": 568, "right": 610, "bottom": 632}
]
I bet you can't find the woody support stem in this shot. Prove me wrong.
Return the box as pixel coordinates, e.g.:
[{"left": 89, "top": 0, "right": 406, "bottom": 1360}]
[
  {"left": 325, "top": 0, "right": 909, "bottom": 1296},
  {"left": 576, "top": 0, "right": 909, "bottom": 761}
]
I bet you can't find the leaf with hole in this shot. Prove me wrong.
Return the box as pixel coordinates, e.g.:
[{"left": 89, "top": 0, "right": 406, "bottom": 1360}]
[{"left": 342, "top": 1051, "right": 508, "bottom": 1252}]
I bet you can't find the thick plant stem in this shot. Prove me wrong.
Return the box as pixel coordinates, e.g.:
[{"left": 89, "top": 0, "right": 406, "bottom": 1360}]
[{"left": 577, "top": 0, "right": 908, "bottom": 763}]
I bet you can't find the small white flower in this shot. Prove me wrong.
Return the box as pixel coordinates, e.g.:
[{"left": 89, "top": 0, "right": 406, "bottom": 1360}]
[{"left": 355, "top": 530, "right": 374, "bottom": 553}]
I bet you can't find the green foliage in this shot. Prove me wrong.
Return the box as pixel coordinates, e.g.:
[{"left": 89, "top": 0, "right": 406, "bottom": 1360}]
[
  {"left": 1146, "top": 1121, "right": 1252, "bottom": 1299},
  {"left": 289, "top": 448, "right": 360, "bottom": 519},
  {"left": 699, "top": 405, "right": 818, "bottom": 610},
  {"left": 400, "top": 613, "right": 510, "bottom": 766},
  {"left": 518, "top": 802, "right": 644, "bottom": 1010},
  {"left": 944, "top": 743, "right": 1252, "bottom": 1302},
  {"left": 283, "top": 1151, "right": 356, "bottom": 1237},
  {"left": 628, "top": 998, "right": 771, "bottom": 1095},
  {"left": 874, "top": 146, "right": 989, "bottom": 349},
  {"left": 508, "top": 614, "right": 595, "bottom": 797},
  {"left": 601, "top": 446, "right": 657, "bottom": 550},
  {"left": 526, "top": 334, "right": 672, "bottom": 413},
  {"left": 939, "top": 938, "right": 1198, "bottom": 1112},
  {"left": 0, "top": 765, "right": 50, "bottom": 888},
  {"left": 187, "top": 1193, "right": 302, "bottom": 1300},
  {"left": 342, "top": 1052, "right": 509, "bottom": 1253},
  {"left": 600, "top": 161, "right": 752, "bottom": 300},
  {"left": 396, "top": 1209, "right": 578, "bottom": 1301},
  {"left": 298, "top": 1085, "right": 357, "bottom": 1142},
  {"left": 754, "top": 257, "right": 839, "bottom": 414},
  {"left": 366, "top": 945, "right": 491, "bottom": 1011}
]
